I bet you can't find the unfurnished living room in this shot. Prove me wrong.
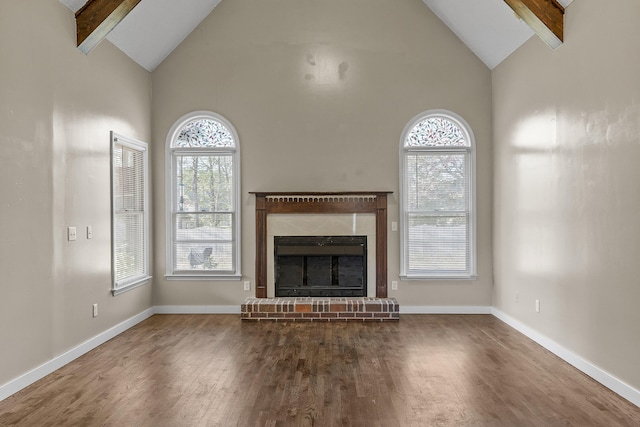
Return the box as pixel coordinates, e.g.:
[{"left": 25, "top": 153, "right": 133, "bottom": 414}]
[{"left": 1, "top": 0, "right": 640, "bottom": 425}]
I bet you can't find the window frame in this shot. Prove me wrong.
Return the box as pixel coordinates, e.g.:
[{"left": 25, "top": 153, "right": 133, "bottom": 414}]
[
  {"left": 110, "top": 132, "right": 151, "bottom": 295},
  {"left": 399, "top": 109, "right": 477, "bottom": 280},
  {"left": 165, "top": 111, "right": 242, "bottom": 280}
]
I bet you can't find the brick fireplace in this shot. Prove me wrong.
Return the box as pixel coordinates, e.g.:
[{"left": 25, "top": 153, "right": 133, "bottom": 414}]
[{"left": 250, "top": 192, "right": 392, "bottom": 298}]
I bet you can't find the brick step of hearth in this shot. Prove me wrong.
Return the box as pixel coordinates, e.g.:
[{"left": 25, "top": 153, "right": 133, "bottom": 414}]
[{"left": 241, "top": 297, "right": 399, "bottom": 322}]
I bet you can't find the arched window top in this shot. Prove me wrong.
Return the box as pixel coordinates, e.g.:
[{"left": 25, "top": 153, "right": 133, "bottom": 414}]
[
  {"left": 403, "top": 111, "right": 472, "bottom": 149},
  {"left": 170, "top": 112, "right": 237, "bottom": 149}
]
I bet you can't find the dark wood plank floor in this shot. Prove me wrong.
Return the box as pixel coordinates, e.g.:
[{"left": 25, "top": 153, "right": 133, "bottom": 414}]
[{"left": 1, "top": 315, "right": 639, "bottom": 426}]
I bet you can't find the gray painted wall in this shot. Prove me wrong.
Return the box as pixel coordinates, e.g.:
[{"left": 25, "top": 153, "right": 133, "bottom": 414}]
[
  {"left": 151, "top": 0, "right": 494, "bottom": 308},
  {"left": 492, "top": 0, "right": 640, "bottom": 391},
  {"left": 0, "top": 1, "right": 152, "bottom": 386}
]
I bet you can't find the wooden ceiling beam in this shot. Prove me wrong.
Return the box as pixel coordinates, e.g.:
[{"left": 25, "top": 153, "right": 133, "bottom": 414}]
[
  {"left": 75, "top": 0, "right": 142, "bottom": 54},
  {"left": 503, "top": 0, "right": 564, "bottom": 49}
]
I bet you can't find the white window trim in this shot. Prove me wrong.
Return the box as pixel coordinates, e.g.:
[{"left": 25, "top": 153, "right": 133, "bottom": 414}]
[
  {"left": 111, "top": 132, "right": 151, "bottom": 296},
  {"left": 165, "top": 111, "right": 242, "bottom": 280},
  {"left": 399, "top": 109, "right": 477, "bottom": 280}
]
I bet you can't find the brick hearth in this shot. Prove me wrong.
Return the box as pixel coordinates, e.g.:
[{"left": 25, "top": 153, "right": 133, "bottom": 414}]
[{"left": 241, "top": 297, "right": 399, "bottom": 321}]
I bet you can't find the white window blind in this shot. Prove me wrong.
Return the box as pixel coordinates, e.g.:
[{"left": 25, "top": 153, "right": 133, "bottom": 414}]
[
  {"left": 400, "top": 111, "right": 476, "bottom": 279},
  {"left": 111, "top": 132, "right": 150, "bottom": 294}
]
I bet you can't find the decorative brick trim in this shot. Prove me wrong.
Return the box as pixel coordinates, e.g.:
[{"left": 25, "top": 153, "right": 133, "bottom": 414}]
[{"left": 241, "top": 297, "right": 399, "bottom": 322}]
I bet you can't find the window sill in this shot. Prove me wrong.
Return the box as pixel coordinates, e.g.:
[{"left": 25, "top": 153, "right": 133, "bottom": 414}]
[
  {"left": 112, "top": 275, "right": 152, "bottom": 296},
  {"left": 165, "top": 274, "right": 242, "bottom": 281},
  {"left": 400, "top": 274, "right": 478, "bottom": 281}
]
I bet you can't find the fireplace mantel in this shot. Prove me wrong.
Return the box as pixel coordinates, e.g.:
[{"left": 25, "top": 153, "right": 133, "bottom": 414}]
[{"left": 250, "top": 191, "right": 392, "bottom": 298}]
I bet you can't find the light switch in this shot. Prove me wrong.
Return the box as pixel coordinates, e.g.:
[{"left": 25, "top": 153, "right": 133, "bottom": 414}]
[
  {"left": 87, "top": 226, "right": 93, "bottom": 239},
  {"left": 68, "top": 227, "right": 77, "bottom": 241},
  {"left": 391, "top": 222, "right": 398, "bottom": 232}
]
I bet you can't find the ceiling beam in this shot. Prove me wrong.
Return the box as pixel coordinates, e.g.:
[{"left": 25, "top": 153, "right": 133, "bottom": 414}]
[
  {"left": 503, "top": 0, "right": 564, "bottom": 49},
  {"left": 75, "top": 0, "right": 142, "bottom": 54}
]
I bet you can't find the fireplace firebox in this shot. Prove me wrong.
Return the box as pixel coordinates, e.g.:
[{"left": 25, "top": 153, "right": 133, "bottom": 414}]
[{"left": 275, "top": 236, "right": 367, "bottom": 297}]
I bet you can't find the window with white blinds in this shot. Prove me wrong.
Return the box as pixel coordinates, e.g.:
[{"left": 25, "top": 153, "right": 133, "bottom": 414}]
[
  {"left": 111, "top": 132, "right": 150, "bottom": 294},
  {"left": 400, "top": 111, "right": 476, "bottom": 279},
  {"left": 166, "top": 111, "right": 241, "bottom": 279}
]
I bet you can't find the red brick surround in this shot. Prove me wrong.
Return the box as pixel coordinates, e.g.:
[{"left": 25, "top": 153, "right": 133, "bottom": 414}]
[{"left": 241, "top": 297, "right": 399, "bottom": 322}]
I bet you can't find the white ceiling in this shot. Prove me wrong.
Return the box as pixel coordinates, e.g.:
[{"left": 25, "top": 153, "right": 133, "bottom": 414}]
[
  {"left": 423, "top": 0, "right": 573, "bottom": 69},
  {"left": 423, "top": 0, "right": 534, "bottom": 70},
  {"left": 59, "top": 0, "right": 574, "bottom": 72}
]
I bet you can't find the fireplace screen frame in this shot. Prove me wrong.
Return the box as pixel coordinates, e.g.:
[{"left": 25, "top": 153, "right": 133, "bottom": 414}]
[
  {"left": 250, "top": 191, "right": 391, "bottom": 298},
  {"left": 274, "top": 235, "right": 367, "bottom": 297}
]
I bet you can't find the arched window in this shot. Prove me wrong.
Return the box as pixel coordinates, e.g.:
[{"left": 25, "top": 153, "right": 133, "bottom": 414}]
[
  {"left": 399, "top": 110, "right": 476, "bottom": 279},
  {"left": 166, "top": 111, "right": 241, "bottom": 279}
]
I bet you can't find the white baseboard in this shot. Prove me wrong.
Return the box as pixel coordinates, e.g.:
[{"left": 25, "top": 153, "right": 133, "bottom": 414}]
[
  {"left": 401, "top": 305, "right": 492, "bottom": 314},
  {"left": 0, "top": 308, "right": 154, "bottom": 402},
  {"left": 491, "top": 308, "right": 640, "bottom": 408},
  {"left": 154, "top": 305, "right": 241, "bottom": 314}
]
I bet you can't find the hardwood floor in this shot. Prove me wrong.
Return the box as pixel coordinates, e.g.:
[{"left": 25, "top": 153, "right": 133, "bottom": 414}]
[{"left": 1, "top": 315, "right": 639, "bottom": 426}]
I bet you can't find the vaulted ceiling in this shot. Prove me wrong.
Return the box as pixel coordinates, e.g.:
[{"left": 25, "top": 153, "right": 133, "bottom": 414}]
[{"left": 59, "top": 0, "right": 573, "bottom": 72}]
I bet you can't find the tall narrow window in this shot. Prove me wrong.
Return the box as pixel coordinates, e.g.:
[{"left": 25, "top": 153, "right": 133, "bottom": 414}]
[
  {"left": 400, "top": 110, "right": 476, "bottom": 279},
  {"left": 166, "top": 112, "right": 241, "bottom": 279},
  {"left": 111, "top": 132, "right": 150, "bottom": 295}
]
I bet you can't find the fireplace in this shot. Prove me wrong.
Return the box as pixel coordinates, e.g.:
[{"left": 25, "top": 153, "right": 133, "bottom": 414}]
[
  {"left": 275, "top": 236, "right": 367, "bottom": 297},
  {"left": 250, "top": 191, "right": 392, "bottom": 298}
]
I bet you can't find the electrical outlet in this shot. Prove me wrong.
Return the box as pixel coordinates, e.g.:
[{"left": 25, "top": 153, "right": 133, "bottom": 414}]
[
  {"left": 92, "top": 303, "right": 98, "bottom": 318},
  {"left": 391, "top": 281, "right": 398, "bottom": 291},
  {"left": 243, "top": 281, "right": 251, "bottom": 291},
  {"left": 68, "top": 226, "right": 77, "bottom": 241},
  {"left": 535, "top": 299, "right": 540, "bottom": 313}
]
